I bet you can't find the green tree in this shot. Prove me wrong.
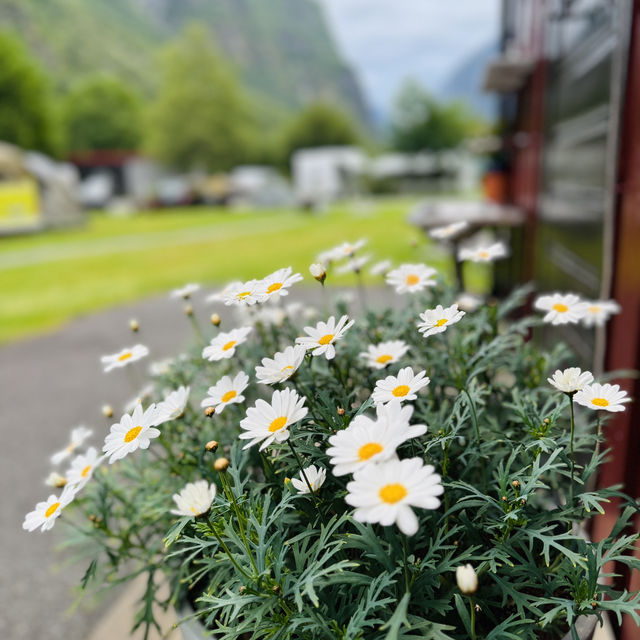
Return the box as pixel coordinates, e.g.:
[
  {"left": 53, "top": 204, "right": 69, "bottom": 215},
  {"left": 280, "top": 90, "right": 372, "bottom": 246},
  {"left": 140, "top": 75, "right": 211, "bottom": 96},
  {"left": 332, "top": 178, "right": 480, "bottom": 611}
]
[
  {"left": 0, "top": 31, "right": 60, "bottom": 154},
  {"left": 280, "top": 102, "right": 360, "bottom": 162},
  {"left": 391, "top": 80, "right": 483, "bottom": 152},
  {"left": 146, "top": 26, "right": 257, "bottom": 171},
  {"left": 63, "top": 74, "right": 143, "bottom": 152}
]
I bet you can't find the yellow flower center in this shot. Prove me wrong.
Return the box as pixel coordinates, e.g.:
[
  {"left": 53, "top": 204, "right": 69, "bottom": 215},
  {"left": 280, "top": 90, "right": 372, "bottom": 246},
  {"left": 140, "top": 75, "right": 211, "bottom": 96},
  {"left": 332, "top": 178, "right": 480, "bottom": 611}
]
[
  {"left": 45, "top": 502, "right": 60, "bottom": 518},
  {"left": 190, "top": 506, "right": 198, "bottom": 514},
  {"left": 222, "top": 340, "right": 237, "bottom": 351},
  {"left": 267, "top": 282, "right": 283, "bottom": 293},
  {"left": 221, "top": 390, "right": 237, "bottom": 403},
  {"left": 124, "top": 426, "right": 142, "bottom": 442},
  {"left": 379, "top": 483, "right": 408, "bottom": 504},
  {"left": 591, "top": 397, "right": 609, "bottom": 407},
  {"left": 435, "top": 318, "right": 448, "bottom": 327},
  {"left": 318, "top": 334, "right": 334, "bottom": 345},
  {"left": 552, "top": 303, "right": 569, "bottom": 313},
  {"left": 281, "top": 365, "right": 294, "bottom": 373},
  {"left": 118, "top": 351, "right": 132, "bottom": 362},
  {"left": 237, "top": 291, "right": 252, "bottom": 299},
  {"left": 269, "top": 416, "right": 288, "bottom": 432},
  {"left": 392, "top": 384, "right": 410, "bottom": 397},
  {"left": 376, "top": 354, "right": 393, "bottom": 364},
  {"left": 405, "top": 274, "right": 419, "bottom": 286},
  {"left": 588, "top": 306, "right": 601, "bottom": 313},
  {"left": 81, "top": 465, "right": 92, "bottom": 478},
  {"left": 66, "top": 443, "right": 75, "bottom": 453},
  {"left": 478, "top": 250, "right": 490, "bottom": 259},
  {"left": 358, "top": 442, "right": 383, "bottom": 461}
]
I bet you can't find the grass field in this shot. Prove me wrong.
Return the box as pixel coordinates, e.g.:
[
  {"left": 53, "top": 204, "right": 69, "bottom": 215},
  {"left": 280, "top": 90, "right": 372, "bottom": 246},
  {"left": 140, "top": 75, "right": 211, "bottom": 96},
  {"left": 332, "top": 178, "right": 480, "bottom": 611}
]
[{"left": 0, "top": 197, "right": 490, "bottom": 344}]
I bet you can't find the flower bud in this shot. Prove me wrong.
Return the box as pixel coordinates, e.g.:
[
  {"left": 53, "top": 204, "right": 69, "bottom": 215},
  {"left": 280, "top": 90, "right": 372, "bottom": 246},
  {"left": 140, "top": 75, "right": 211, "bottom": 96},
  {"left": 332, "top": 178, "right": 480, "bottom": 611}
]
[
  {"left": 204, "top": 406, "right": 215, "bottom": 418},
  {"left": 210, "top": 313, "right": 221, "bottom": 326},
  {"left": 184, "top": 304, "right": 193, "bottom": 317},
  {"left": 214, "top": 457, "right": 229, "bottom": 471},
  {"left": 205, "top": 440, "right": 218, "bottom": 452},
  {"left": 337, "top": 407, "right": 345, "bottom": 416},
  {"left": 102, "top": 404, "right": 114, "bottom": 418},
  {"left": 456, "top": 564, "right": 478, "bottom": 594},
  {"left": 129, "top": 319, "right": 139, "bottom": 332},
  {"left": 512, "top": 480, "right": 520, "bottom": 489},
  {"left": 238, "top": 586, "right": 246, "bottom": 594},
  {"left": 309, "top": 263, "right": 326, "bottom": 284}
]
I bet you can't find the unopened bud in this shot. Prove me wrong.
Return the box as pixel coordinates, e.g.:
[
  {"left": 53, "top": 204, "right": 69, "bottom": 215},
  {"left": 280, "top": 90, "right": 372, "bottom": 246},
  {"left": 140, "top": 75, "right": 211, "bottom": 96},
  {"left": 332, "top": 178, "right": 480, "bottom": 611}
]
[
  {"left": 204, "top": 406, "right": 215, "bottom": 418},
  {"left": 272, "top": 585, "right": 280, "bottom": 594},
  {"left": 475, "top": 604, "right": 481, "bottom": 612},
  {"left": 205, "top": 440, "right": 218, "bottom": 452},
  {"left": 238, "top": 586, "right": 246, "bottom": 594},
  {"left": 543, "top": 418, "right": 550, "bottom": 425},
  {"left": 214, "top": 457, "right": 229, "bottom": 471},
  {"left": 512, "top": 480, "right": 520, "bottom": 489},
  {"left": 129, "top": 319, "right": 139, "bottom": 332},
  {"left": 184, "top": 304, "right": 193, "bottom": 317},
  {"left": 501, "top": 496, "right": 508, "bottom": 502},
  {"left": 337, "top": 407, "right": 345, "bottom": 416},
  {"left": 456, "top": 564, "right": 478, "bottom": 594},
  {"left": 309, "top": 263, "right": 327, "bottom": 284},
  {"left": 102, "top": 404, "right": 114, "bottom": 418},
  {"left": 210, "top": 313, "right": 221, "bottom": 326}
]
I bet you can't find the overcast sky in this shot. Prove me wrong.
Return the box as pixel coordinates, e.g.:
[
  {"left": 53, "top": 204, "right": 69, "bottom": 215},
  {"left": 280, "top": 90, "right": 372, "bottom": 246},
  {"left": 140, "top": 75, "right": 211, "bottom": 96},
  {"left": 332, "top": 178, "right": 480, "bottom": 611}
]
[{"left": 318, "top": 0, "right": 501, "bottom": 116}]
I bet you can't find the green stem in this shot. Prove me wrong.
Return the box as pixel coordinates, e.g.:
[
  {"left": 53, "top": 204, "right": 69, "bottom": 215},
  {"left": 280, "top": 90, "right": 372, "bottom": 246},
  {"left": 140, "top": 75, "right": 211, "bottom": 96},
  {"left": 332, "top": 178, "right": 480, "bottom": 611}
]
[
  {"left": 402, "top": 535, "right": 410, "bottom": 595},
  {"left": 188, "top": 313, "right": 205, "bottom": 344},
  {"left": 286, "top": 439, "right": 315, "bottom": 496},
  {"left": 462, "top": 388, "right": 480, "bottom": 443},
  {"left": 469, "top": 597, "right": 477, "bottom": 640},
  {"left": 210, "top": 526, "right": 252, "bottom": 581},
  {"left": 219, "top": 471, "right": 257, "bottom": 574},
  {"left": 568, "top": 394, "right": 575, "bottom": 507}
]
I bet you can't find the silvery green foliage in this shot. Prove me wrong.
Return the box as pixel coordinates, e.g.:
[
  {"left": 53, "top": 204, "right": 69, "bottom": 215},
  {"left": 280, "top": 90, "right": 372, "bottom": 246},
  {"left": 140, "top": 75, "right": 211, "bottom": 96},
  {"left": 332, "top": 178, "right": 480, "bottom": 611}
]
[{"left": 67, "top": 284, "right": 640, "bottom": 639}]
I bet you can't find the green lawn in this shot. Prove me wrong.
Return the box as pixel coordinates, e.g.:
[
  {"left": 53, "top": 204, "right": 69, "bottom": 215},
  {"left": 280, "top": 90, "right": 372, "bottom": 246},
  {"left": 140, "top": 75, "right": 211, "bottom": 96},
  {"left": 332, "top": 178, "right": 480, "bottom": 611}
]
[{"left": 0, "top": 198, "right": 490, "bottom": 344}]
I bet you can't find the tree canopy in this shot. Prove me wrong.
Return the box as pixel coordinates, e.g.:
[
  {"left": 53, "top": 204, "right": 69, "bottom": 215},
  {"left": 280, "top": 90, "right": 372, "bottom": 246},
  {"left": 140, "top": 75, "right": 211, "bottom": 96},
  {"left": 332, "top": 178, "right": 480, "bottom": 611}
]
[
  {"left": 145, "top": 26, "right": 257, "bottom": 172},
  {"left": 280, "top": 102, "right": 360, "bottom": 161},
  {"left": 0, "top": 31, "right": 60, "bottom": 155},
  {"left": 63, "top": 74, "right": 143, "bottom": 152},
  {"left": 391, "top": 80, "right": 483, "bottom": 152}
]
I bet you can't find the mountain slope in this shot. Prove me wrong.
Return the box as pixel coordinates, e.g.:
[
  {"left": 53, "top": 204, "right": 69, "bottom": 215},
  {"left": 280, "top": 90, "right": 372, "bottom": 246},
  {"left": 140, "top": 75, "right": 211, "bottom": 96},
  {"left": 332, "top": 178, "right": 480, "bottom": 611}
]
[{"left": 0, "top": 0, "right": 368, "bottom": 120}]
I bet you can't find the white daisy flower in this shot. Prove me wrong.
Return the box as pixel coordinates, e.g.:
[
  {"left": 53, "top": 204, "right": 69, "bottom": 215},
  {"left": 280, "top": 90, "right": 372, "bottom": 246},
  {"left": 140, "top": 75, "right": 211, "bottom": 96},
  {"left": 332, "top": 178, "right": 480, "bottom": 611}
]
[
  {"left": 262, "top": 267, "right": 303, "bottom": 299},
  {"left": 429, "top": 221, "right": 470, "bottom": 240},
  {"left": 370, "top": 259, "right": 392, "bottom": 276},
  {"left": 455, "top": 293, "right": 483, "bottom": 312},
  {"left": 201, "top": 372, "right": 249, "bottom": 413},
  {"left": 386, "top": 263, "right": 437, "bottom": 294},
  {"left": 573, "top": 383, "right": 630, "bottom": 413},
  {"left": 149, "top": 358, "right": 174, "bottom": 377},
  {"left": 221, "top": 279, "right": 268, "bottom": 306},
  {"left": 335, "top": 255, "right": 370, "bottom": 275},
  {"left": 417, "top": 304, "right": 465, "bottom": 337},
  {"left": 295, "top": 315, "right": 354, "bottom": 360},
  {"left": 239, "top": 388, "right": 308, "bottom": 451},
  {"left": 50, "top": 426, "right": 93, "bottom": 465},
  {"left": 101, "top": 344, "right": 149, "bottom": 373},
  {"left": 202, "top": 326, "right": 252, "bottom": 361},
  {"left": 206, "top": 280, "right": 242, "bottom": 304},
  {"left": 170, "top": 283, "right": 200, "bottom": 299},
  {"left": 345, "top": 457, "right": 443, "bottom": 536},
  {"left": 547, "top": 368, "right": 594, "bottom": 394},
  {"left": 360, "top": 340, "right": 409, "bottom": 370},
  {"left": 255, "top": 345, "right": 306, "bottom": 385},
  {"left": 123, "top": 383, "right": 154, "bottom": 413},
  {"left": 102, "top": 404, "right": 162, "bottom": 463},
  {"left": 23, "top": 484, "right": 78, "bottom": 532},
  {"left": 291, "top": 465, "right": 327, "bottom": 494},
  {"left": 44, "top": 472, "right": 67, "bottom": 488},
  {"left": 458, "top": 241, "right": 508, "bottom": 262},
  {"left": 371, "top": 367, "right": 431, "bottom": 405},
  {"left": 582, "top": 300, "right": 621, "bottom": 327},
  {"left": 171, "top": 480, "right": 217, "bottom": 517},
  {"left": 65, "top": 447, "right": 104, "bottom": 490},
  {"left": 327, "top": 401, "right": 426, "bottom": 476},
  {"left": 534, "top": 293, "right": 589, "bottom": 325},
  {"left": 157, "top": 386, "right": 190, "bottom": 423},
  {"left": 309, "top": 263, "right": 327, "bottom": 282}
]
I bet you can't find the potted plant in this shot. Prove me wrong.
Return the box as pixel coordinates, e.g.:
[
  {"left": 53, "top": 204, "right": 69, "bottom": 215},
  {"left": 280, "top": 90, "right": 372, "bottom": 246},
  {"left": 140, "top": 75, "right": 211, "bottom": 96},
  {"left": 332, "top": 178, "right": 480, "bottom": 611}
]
[{"left": 24, "top": 245, "right": 639, "bottom": 640}]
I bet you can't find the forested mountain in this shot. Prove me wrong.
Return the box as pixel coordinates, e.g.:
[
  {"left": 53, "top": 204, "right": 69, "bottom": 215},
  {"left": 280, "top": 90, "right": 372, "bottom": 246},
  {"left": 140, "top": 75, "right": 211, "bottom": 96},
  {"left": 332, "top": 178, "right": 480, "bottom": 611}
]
[{"left": 0, "top": 0, "right": 368, "bottom": 120}]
